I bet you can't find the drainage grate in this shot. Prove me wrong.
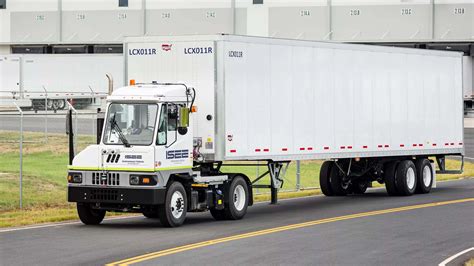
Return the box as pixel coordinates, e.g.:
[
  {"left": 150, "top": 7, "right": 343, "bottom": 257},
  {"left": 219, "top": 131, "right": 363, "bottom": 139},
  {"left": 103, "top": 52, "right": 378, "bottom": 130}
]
[{"left": 92, "top": 172, "right": 120, "bottom": 186}]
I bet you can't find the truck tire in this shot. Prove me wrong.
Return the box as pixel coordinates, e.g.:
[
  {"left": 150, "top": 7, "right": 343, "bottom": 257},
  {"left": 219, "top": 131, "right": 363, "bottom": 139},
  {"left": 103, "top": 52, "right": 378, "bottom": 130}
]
[
  {"left": 77, "top": 203, "right": 106, "bottom": 225},
  {"left": 210, "top": 208, "right": 227, "bottom": 221},
  {"left": 319, "top": 161, "right": 334, "bottom": 196},
  {"left": 142, "top": 211, "right": 159, "bottom": 219},
  {"left": 224, "top": 176, "right": 249, "bottom": 220},
  {"left": 158, "top": 181, "right": 187, "bottom": 227},
  {"left": 329, "top": 164, "right": 349, "bottom": 196},
  {"left": 350, "top": 181, "right": 368, "bottom": 194},
  {"left": 384, "top": 161, "right": 400, "bottom": 196},
  {"left": 415, "top": 159, "right": 433, "bottom": 194},
  {"left": 395, "top": 160, "right": 417, "bottom": 196}
]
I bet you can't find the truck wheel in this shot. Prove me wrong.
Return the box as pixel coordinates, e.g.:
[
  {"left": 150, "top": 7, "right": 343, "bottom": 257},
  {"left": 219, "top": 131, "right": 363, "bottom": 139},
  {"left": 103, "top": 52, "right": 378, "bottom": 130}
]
[
  {"left": 224, "top": 176, "right": 249, "bottom": 220},
  {"left": 142, "top": 210, "right": 159, "bottom": 219},
  {"left": 350, "top": 181, "right": 368, "bottom": 194},
  {"left": 210, "top": 208, "right": 227, "bottom": 221},
  {"left": 56, "top": 99, "right": 66, "bottom": 110},
  {"left": 329, "top": 164, "right": 349, "bottom": 196},
  {"left": 319, "top": 161, "right": 334, "bottom": 196},
  {"left": 77, "top": 203, "right": 106, "bottom": 225},
  {"left": 158, "top": 182, "right": 187, "bottom": 227},
  {"left": 384, "top": 161, "right": 400, "bottom": 196},
  {"left": 415, "top": 159, "right": 433, "bottom": 194},
  {"left": 395, "top": 160, "right": 417, "bottom": 196}
]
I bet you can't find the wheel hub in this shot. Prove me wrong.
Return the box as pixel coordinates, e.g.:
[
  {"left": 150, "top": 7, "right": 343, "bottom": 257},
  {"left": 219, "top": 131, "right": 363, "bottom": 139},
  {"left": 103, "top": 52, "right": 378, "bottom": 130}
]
[
  {"left": 233, "top": 185, "right": 246, "bottom": 211},
  {"left": 170, "top": 191, "right": 184, "bottom": 219}
]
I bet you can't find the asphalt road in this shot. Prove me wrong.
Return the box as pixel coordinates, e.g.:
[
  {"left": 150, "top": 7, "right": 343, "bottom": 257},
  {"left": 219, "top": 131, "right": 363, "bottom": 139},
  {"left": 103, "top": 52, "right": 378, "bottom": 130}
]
[{"left": 1, "top": 179, "right": 473, "bottom": 266}]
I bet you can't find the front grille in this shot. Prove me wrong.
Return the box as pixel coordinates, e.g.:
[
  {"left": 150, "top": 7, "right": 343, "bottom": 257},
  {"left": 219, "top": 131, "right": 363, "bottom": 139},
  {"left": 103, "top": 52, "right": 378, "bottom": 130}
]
[
  {"left": 92, "top": 172, "right": 120, "bottom": 186},
  {"left": 89, "top": 189, "right": 119, "bottom": 201}
]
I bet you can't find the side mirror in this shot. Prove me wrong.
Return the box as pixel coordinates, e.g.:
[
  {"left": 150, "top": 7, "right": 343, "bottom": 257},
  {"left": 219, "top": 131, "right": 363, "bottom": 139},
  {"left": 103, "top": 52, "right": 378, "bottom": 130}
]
[{"left": 178, "top": 107, "right": 189, "bottom": 135}]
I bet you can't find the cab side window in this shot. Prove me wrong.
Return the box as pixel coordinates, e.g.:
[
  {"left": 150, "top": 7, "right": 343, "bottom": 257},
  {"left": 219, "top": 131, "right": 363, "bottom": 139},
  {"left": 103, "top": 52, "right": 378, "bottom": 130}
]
[
  {"left": 167, "top": 104, "right": 178, "bottom": 131},
  {"left": 156, "top": 104, "right": 167, "bottom": 145}
]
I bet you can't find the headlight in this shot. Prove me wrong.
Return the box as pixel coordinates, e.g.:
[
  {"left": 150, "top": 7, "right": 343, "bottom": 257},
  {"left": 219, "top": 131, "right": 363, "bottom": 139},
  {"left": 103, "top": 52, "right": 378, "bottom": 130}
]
[
  {"left": 129, "top": 175, "right": 157, "bottom": 186},
  {"left": 67, "top": 173, "right": 82, "bottom": 183}
]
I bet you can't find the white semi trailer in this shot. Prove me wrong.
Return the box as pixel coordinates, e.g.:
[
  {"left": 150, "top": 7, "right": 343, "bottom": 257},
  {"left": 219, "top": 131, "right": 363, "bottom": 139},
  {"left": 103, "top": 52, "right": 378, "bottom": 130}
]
[
  {"left": 0, "top": 54, "right": 123, "bottom": 109},
  {"left": 67, "top": 35, "right": 464, "bottom": 227}
]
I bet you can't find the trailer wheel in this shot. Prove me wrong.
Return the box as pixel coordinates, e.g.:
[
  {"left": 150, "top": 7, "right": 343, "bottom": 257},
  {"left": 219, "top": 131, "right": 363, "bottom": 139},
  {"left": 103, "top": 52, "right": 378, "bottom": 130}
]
[
  {"left": 395, "top": 160, "right": 417, "bottom": 196},
  {"left": 224, "top": 176, "right": 249, "bottom": 220},
  {"left": 415, "top": 159, "right": 433, "bottom": 194},
  {"left": 329, "top": 164, "right": 349, "bottom": 196},
  {"left": 77, "top": 203, "right": 106, "bottom": 225},
  {"left": 384, "top": 161, "right": 400, "bottom": 196},
  {"left": 319, "top": 161, "right": 334, "bottom": 196},
  {"left": 350, "top": 181, "right": 368, "bottom": 194},
  {"left": 158, "top": 181, "right": 187, "bottom": 227}
]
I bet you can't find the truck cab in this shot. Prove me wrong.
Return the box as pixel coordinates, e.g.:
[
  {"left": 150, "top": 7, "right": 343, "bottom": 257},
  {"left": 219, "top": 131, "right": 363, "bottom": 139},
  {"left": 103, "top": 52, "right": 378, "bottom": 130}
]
[{"left": 67, "top": 83, "right": 252, "bottom": 227}]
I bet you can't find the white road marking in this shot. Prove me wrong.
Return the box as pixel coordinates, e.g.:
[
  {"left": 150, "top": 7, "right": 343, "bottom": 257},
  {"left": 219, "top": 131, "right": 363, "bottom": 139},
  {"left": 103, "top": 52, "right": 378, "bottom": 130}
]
[{"left": 439, "top": 247, "right": 474, "bottom": 266}]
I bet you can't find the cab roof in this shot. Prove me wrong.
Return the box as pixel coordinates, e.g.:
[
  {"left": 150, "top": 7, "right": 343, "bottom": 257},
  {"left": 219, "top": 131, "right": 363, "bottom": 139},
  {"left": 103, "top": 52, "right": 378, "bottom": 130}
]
[{"left": 107, "top": 84, "right": 189, "bottom": 102}]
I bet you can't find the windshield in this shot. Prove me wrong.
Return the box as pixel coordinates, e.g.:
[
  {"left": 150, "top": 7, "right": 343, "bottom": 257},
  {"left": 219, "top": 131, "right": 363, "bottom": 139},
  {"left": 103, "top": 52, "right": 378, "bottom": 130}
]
[{"left": 103, "top": 103, "right": 158, "bottom": 146}]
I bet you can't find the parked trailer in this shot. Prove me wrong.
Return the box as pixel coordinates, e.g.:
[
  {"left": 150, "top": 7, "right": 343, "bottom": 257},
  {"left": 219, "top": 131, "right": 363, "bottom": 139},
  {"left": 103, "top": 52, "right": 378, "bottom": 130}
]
[
  {"left": 67, "top": 35, "right": 464, "bottom": 227},
  {"left": 0, "top": 54, "right": 124, "bottom": 109}
]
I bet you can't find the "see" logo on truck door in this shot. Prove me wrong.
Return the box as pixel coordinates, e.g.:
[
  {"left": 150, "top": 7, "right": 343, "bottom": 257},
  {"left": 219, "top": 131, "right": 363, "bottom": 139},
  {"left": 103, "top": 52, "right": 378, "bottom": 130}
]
[{"left": 166, "top": 149, "right": 189, "bottom": 159}]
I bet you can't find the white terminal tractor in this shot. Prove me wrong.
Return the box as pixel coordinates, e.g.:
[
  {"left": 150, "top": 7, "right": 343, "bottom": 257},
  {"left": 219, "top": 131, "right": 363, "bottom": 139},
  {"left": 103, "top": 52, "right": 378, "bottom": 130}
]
[{"left": 67, "top": 35, "right": 464, "bottom": 227}]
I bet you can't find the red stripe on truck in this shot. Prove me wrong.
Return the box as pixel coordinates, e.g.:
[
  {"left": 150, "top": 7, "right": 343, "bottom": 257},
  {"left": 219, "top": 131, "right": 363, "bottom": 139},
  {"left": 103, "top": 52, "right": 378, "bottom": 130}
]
[
  {"left": 263, "top": 149, "right": 269, "bottom": 152},
  {"left": 432, "top": 143, "right": 437, "bottom": 146},
  {"left": 378, "top": 145, "right": 383, "bottom": 148},
  {"left": 340, "top": 146, "right": 346, "bottom": 149},
  {"left": 300, "top": 148, "right": 305, "bottom": 151},
  {"left": 230, "top": 150, "right": 236, "bottom": 153},
  {"left": 363, "top": 146, "right": 368, "bottom": 149},
  {"left": 255, "top": 149, "right": 261, "bottom": 152},
  {"left": 282, "top": 148, "right": 288, "bottom": 151},
  {"left": 323, "top": 147, "right": 330, "bottom": 150},
  {"left": 400, "top": 144, "right": 405, "bottom": 147},
  {"left": 307, "top": 147, "right": 313, "bottom": 151}
]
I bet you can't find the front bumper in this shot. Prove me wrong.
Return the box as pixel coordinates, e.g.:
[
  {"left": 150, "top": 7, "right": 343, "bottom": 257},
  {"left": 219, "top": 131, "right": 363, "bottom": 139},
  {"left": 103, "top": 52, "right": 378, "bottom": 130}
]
[{"left": 68, "top": 186, "right": 166, "bottom": 205}]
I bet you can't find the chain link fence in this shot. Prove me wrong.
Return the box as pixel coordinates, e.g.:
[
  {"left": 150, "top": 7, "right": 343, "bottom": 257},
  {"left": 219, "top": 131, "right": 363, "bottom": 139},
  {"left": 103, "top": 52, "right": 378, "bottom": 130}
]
[{"left": 0, "top": 96, "right": 321, "bottom": 209}]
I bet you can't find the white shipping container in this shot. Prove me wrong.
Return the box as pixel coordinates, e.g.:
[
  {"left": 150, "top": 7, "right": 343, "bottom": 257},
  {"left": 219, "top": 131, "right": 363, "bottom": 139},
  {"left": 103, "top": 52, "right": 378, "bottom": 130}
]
[
  {"left": 21, "top": 54, "right": 124, "bottom": 97},
  {"left": 125, "top": 35, "right": 464, "bottom": 162}
]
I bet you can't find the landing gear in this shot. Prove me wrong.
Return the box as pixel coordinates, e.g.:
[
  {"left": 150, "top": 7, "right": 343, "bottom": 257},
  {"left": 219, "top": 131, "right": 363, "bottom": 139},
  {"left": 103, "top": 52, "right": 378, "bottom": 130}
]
[
  {"left": 158, "top": 181, "right": 187, "bottom": 227},
  {"left": 77, "top": 203, "right": 106, "bottom": 225}
]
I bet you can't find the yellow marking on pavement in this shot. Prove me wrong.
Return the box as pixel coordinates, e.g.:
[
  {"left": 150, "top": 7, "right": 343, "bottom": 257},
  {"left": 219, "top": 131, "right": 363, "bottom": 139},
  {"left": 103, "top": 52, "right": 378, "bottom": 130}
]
[{"left": 106, "top": 198, "right": 474, "bottom": 266}]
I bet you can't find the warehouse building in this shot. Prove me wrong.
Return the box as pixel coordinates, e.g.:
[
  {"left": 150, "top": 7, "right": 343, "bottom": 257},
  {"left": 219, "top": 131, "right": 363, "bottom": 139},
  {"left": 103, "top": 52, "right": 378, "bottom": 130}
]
[{"left": 0, "top": 0, "right": 472, "bottom": 107}]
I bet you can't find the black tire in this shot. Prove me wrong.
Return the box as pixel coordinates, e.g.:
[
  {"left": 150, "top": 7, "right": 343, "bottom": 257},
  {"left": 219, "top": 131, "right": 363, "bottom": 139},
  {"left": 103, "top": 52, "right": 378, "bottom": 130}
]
[
  {"left": 77, "top": 203, "right": 106, "bottom": 225},
  {"left": 224, "top": 176, "right": 249, "bottom": 220},
  {"left": 415, "top": 159, "right": 433, "bottom": 194},
  {"left": 395, "top": 160, "right": 417, "bottom": 196},
  {"left": 350, "top": 180, "right": 368, "bottom": 194},
  {"left": 210, "top": 208, "right": 227, "bottom": 221},
  {"left": 319, "top": 161, "right": 334, "bottom": 196},
  {"left": 142, "top": 210, "right": 159, "bottom": 219},
  {"left": 158, "top": 182, "right": 187, "bottom": 227},
  {"left": 329, "top": 164, "right": 349, "bottom": 196},
  {"left": 384, "top": 161, "right": 400, "bottom": 196}
]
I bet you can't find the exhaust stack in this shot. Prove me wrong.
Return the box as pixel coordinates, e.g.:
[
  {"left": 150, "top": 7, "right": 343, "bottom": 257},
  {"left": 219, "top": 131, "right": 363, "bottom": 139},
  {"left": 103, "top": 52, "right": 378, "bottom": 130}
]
[{"left": 106, "top": 73, "right": 114, "bottom": 95}]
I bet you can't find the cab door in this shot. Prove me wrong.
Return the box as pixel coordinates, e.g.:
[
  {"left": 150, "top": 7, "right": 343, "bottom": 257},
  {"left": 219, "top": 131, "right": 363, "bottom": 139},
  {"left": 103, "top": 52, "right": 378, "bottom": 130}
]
[{"left": 155, "top": 103, "right": 193, "bottom": 171}]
